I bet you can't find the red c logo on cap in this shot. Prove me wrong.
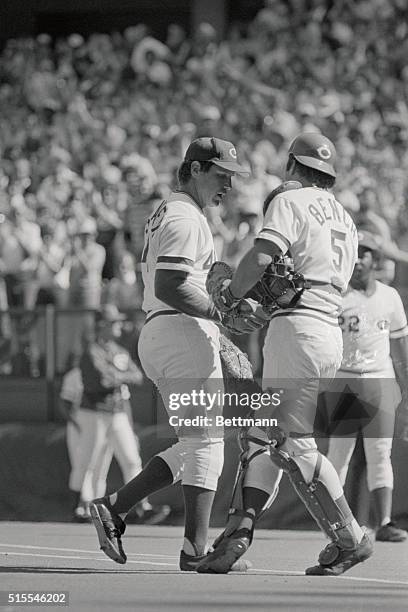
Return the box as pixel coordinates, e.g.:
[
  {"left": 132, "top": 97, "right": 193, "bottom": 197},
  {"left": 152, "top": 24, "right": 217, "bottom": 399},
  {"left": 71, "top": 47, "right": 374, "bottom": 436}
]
[{"left": 229, "top": 147, "right": 237, "bottom": 159}]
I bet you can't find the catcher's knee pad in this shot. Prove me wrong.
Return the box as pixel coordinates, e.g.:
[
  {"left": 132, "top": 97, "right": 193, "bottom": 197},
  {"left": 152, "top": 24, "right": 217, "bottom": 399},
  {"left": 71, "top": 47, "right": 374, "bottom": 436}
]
[
  {"left": 227, "top": 427, "right": 282, "bottom": 523},
  {"left": 269, "top": 446, "right": 358, "bottom": 546},
  {"left": 241, "top": 427, "right": 283, "bottom": 497},
  {"left": 180, "top": 438, "right": 224, "bottom": 491}
]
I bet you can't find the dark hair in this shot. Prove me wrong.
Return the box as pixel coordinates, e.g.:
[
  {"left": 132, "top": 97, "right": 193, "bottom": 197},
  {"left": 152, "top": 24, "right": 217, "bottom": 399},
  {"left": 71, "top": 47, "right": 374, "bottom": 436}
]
[
  {"left": 287, "top": 155, "right": 336, "bottom": 190},
  {"left": 177, "top": 160, "right": 213, "bottom": 184}
]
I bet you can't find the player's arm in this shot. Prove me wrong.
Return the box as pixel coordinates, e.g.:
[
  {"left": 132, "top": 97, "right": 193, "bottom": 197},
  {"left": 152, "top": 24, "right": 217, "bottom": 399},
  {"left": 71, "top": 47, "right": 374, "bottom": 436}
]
[
  {"left": 389, "top": 289, "right": 408, "bottom": 404},
  {"left": 229, "top": 239, "right": 282, "bottom": 298},
  {"left": 390, "top": 335, "right": 408, "bottom": 403},
  {"left": 154, "top": 219, "right": 221, "bottom": 321},
  {"left": 155, "top": 269, "right": 220, "bottom": 321},
  {"left": 229, "top": 190, "right": 298, "bottom": 298}
]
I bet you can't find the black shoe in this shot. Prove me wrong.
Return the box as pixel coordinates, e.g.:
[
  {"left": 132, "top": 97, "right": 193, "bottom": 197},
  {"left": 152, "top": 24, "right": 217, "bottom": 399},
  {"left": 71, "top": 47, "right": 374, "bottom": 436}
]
[
  {"left": 376, "top": 522, "right": 407, "bottom": 542},
  {"left": 89, "top": 499, "right": 127, "bottom": 564},
  {"left": 180, "top": 549, "right": 251, "bottom": 572},
  {"left": 195, "top": 529, "right": 251, "bottom": 574},
  {"left": 180, "top": 550, "right": 207, "bottom": 571},
  {"left": 306, "top": 531, "right": 373, "bottom": 576},
  {"left": 72, "top": 504, "right": 91, "bottom": 523}
]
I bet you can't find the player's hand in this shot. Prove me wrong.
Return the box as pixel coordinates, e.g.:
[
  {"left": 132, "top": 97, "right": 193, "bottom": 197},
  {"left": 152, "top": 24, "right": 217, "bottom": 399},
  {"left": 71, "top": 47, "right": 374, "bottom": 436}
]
[
  {"left": 221, "top": 299, "right": 266, "bottom": 335},
  {"left": 206, "top": 262, "right": 240, "bottom": 313}
]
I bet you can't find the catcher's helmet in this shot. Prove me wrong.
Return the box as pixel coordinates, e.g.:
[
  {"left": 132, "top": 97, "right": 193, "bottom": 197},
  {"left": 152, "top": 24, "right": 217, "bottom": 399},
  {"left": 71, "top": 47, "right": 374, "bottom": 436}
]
[{"left": 288, "top": 133, "right": 336, "bottom": 178}]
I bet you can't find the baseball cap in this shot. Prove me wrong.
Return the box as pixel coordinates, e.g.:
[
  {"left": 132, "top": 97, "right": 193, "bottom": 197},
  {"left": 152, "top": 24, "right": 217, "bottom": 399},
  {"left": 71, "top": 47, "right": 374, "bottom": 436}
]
[
  {"left": 289, "top": 133, "right": 336, "bottom": 177},
  {"left": 95, "top": 304, "right": 127, "bottom": 325},
  {"left": 357, "top": 230, "right": 381, "bottom": 253},
  {"left": 184, "top": 137, "right": 249, "bottom": 175}
]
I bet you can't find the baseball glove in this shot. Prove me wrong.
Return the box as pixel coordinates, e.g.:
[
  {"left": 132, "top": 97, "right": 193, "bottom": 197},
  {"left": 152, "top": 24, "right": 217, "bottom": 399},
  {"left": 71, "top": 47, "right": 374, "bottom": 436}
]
[
  {"left": 219, "top": 333, "right": 261, "bottom": 397},
  {"left": 263, "top": 180, "right": 302, "bottom": 216},
  {"left": 246, "top": 255, "right": 311, "bottom": 311},
  {"left": 206, "top": 261, "right": 266, "bottom": 334},
  {"left": 206, "top": 261, "right": 239, "bottom": 312}
]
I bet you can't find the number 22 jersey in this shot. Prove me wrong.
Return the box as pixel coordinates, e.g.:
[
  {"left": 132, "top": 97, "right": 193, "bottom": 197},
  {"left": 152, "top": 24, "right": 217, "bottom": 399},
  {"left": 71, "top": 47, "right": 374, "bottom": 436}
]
[{"left": 339, "top": 281, "right": 408, "bottom": 376}]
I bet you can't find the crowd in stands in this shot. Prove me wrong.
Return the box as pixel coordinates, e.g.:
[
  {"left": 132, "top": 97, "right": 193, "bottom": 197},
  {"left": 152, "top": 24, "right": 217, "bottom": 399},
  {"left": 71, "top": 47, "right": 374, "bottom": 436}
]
[{"left": 1, "top": 0, "right": 408, "bottom": 373}]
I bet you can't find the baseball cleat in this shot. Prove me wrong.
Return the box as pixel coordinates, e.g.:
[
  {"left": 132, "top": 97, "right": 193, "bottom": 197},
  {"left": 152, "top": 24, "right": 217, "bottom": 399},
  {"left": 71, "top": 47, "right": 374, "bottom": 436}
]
[
  {"left": 376, "top": 522, "right": 407, "bottom": 542},
  {"left": 305, "top": 530, "right": 373, "bottom": 576},
  {"left": 195, "top": 529, "right": 251, "bottom": 574},
  {"left": 180, "top": 550, "right": 252, "bottom": 572},
  {"left": 89, "top": 499, "right": 127, "bottom": 564}
]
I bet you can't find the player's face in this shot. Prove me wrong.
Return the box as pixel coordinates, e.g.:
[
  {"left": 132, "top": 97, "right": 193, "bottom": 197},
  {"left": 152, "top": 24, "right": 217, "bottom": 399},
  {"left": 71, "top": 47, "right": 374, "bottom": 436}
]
[
  {"left": 196, "top": 165, "right": 234, "bottom": 208},
  {"left": 350, "top": 247, "right": 375, "bottom": 288}
]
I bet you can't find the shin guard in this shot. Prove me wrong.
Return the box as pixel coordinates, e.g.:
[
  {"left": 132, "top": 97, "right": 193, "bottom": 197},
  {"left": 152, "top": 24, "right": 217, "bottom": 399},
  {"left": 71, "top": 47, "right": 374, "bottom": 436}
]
[{"left": 269, "top": 446, "right": 356, "bottom": 545}]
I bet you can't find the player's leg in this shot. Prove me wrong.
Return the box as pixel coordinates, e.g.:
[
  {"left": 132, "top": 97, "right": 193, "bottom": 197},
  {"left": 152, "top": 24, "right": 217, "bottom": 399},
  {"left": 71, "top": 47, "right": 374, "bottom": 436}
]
[
  {"left": 162, "top": 316, "right": 226, "bottom": 569},
  {"left": 108, "top": 410, "right": 143, "bottom": 484},
  {"left": 90, "top": 315, "right": 224, "bottom": 568},
  {"left": 91, "top": 437, "right": 113, "bottom": 499},
  {"left": 107, "top": 409, "right": 171, "bottom": 525},
  {"left": 280, "top": 320, "right": 373, "bottom": 575},
  {"left": 363, "top": 379, "right": 406, "bottom": 541},
  {"left": 196, "top": 425, "right": 282, "bottom": 573},
  {"left": 199, "top": 318, "right": 372, "bottom": 575},
  {"left": 68, "top": 409, "right": 99, "bottom": 521},
  {"left": 326, "top": 435, "right": 357, "bottom": 486}
]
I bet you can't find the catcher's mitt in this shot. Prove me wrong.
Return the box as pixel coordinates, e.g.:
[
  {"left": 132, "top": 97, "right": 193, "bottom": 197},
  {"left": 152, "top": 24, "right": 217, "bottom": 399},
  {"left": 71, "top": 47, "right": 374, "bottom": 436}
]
[
  {"left": 263, "top": 180, "right": 302, "bottom": 216},
  {"left": 206, "top": 261, "right": 239, "bottom": 312},
  {"left": 219, "top": 333, "right": 261, "bottom": 397},
  {"left": 206, "top": 261, "right": 267, "bottom": 333},
  {"left": 246, "top": 255, "right": 311, "bottom": 311}
]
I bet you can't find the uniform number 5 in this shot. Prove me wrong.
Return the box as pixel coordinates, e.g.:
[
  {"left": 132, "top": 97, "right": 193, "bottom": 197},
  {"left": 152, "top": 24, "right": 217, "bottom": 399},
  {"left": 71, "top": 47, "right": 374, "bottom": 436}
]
[{"left": 331, "top": 229, "right": 346, "bottom": 272}]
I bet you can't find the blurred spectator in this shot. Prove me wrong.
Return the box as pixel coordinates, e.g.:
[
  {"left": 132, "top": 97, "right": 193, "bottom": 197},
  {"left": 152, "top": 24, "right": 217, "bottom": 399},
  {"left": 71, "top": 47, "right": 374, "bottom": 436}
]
[
  {"left": 0, "top": 206, "right": 42, "bottom": 309},
  {"left": 122, "top": 156, "right": 162, "bottom": 261},
  {"left": 102, "top": 251, "right": 142, "bottom": 311},
  {"left": 0, "top": 3, "right": 408, "bottom": 329},
  {"left": 68, "top": 217, "right": 106, "bottom": 309},
  {"left": 35, "top": 224, "right": 68, "bottom": 306}
]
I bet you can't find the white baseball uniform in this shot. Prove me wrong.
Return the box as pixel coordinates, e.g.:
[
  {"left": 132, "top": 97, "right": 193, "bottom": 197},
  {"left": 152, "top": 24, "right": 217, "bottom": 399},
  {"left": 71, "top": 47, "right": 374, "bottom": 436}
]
[
  {"left": 260, "top": 187, "right": 358, "bottom": 436},
  {"left": 61, "top": 367, "right": 143, "bottom": 502},
  {"left": 327, "top": 281, "right": 408, "bottom": 491},
  {"left": 245, "top": 186, "right": 358, "bottom": 500},
  {"left": 138, "top": 191, "right": 224, "bottom": 491}
]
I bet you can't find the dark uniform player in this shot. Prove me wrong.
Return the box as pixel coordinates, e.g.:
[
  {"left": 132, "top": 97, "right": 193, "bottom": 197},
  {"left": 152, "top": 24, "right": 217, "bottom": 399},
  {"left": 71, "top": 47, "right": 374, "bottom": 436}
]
[{"left": 80, "top": 304, "right": 169, "bottom": 524}]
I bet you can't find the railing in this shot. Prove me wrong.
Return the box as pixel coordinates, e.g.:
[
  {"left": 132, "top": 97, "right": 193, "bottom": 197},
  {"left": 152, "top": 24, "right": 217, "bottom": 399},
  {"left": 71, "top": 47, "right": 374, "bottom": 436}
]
[{"left": 0, "top": 306, "right": 148, "bottom": 421}]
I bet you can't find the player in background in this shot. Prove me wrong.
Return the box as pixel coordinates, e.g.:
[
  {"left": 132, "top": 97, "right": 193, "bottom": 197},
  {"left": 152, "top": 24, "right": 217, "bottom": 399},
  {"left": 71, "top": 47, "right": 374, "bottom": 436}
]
[
  {"left": 198, "top": 132, "right": 373, "bottom": 576},
  {"left": 90, "top": 138, "right": 263, "bottom": 570},
  {"left": 326, "top": 231, "right": 408, "bottom": 542},
  {"left": 66, "top": 304, "right": 169, "bottom": 524}
]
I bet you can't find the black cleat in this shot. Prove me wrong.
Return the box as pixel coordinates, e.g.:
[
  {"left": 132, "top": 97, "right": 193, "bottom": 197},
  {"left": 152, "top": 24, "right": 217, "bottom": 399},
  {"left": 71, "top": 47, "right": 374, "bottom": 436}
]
[
  {"left": 89, "top": 499, "right": 127, "bottom": 564},
  {"left": 195, "top": 529, "right": 251, "bottom": 574},
  {"left": 376, "top": 522, "right": 407, "bottom": 542},
  {"left": 305, "top": 531, "right": 373, "bottom": 576},
  {"left": 180, "top": 549, "right": 251, "bottom": 572}
]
